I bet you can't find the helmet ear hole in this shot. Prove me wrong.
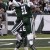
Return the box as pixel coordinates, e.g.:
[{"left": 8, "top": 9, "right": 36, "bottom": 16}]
[
  {"left": 9, "top": 0, "right": 13, "bottom": 2},
  {"left": 23, "top": 0, "right": 30, "bottom": 3},
  {"left": 22, "top": 0, "right": 27, "bottom": 3},
  {"left": 15, "top": 0, "right": 21, "bottom": 2}
]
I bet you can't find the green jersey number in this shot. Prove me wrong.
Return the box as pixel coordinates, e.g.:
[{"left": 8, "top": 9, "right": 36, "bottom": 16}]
[
  {"left": 19, "top": 26, "right": 26, "bottom": 31},
  {"left": 21, "top": 5, "right": 27, "bottom": 15}
]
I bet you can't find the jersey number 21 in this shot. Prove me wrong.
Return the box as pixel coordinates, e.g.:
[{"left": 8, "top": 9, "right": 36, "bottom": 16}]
[{"left": 21, "top": 5, "right": 27, "bottom": 15}]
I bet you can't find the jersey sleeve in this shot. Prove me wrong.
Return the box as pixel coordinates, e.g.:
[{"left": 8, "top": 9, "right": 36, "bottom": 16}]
[
  {"left": 27, "top": 2, "right": 38, "bottom": 8},
  {"left": 6, "top": 9, "right": 15, "bottom": 14},
  {"left": 13, "top": 0, "right": 21, "bottom": 7},
  {"left": 9, "top": 1, "right": 13, "bottom": 6}
]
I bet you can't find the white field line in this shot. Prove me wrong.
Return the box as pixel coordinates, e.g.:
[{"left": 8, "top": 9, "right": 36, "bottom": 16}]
[
  {"left": 0, "top": 39, "right": 16, "bottom": 40},
  {"left": 35, "top": 38, "right": 50, "bottom": 39},
  {"left": 0, "top": 48, "right": 14, "bottom": 49},
  {"left": 36, "top": 47, "right": 50, "bottom": 48},
  {"left": 0, "top": 43, "right": 14, "bottom": 46},
  {"left": 0, "top": 47, "right": 50, "bottom": 49},
  {"left": 0, "top": 38, "right": 50, "bottom": 40}
]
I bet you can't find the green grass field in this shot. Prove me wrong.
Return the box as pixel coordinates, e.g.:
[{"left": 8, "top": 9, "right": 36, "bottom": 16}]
[
  {"left": 36, "top": 34, "right": 50, "bottom": 38},
  {"left": 0, "top": 33, "right": 50, "bottom": 39},
  {"left": 0, "top": 34, "right": 15, "bottom": 39},
  {"left": 0, "top": 33, "right": 50, "bottom": 50},
  {"left": 0, "top": 48, "right": 50, "bottom": 50},
  {"left": 37, "top": 48, "right": 50, "bottom": 50}
]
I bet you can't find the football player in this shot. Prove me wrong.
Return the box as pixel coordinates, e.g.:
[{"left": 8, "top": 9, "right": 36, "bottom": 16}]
[
  {"left": 6, "top": 0, "right": 37, "bottom": 50},
  {"left": 12, "top": 0, "right": 37, "bottom": 50}
]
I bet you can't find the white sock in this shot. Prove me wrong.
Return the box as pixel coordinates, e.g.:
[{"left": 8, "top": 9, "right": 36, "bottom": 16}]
[
  {"left": 16, "top": 33, "right": 22, "bottom": 41},
  {"left": 14, "top": 48, "right": 19, "bottom": 50},
  {"left": 24, "top": 47, "right": 28, "bottom": 50},
  {"left": 29, "top": 40, "right": 33, "bottom": 45}
]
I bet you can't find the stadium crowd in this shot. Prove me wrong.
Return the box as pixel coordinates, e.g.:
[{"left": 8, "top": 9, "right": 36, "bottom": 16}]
[
  {"left": 2, "top": 0, "right": 50, "bottom": 14},
  {"left": 0, "top": 0, "right": 7, "bottom": 36},
  {"left": 8, "top": 0, "right": 50, "bottom": 13},
  {"left": 29, "top": 0, "right": 50, "bottom": 14}
]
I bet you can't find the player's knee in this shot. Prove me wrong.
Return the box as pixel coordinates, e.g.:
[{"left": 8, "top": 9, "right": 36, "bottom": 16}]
[
  {"left": 29, "top": 40, "right": 33, "bottom": 46},
  {"left": 16, "top": 41, "right": 20, "bottom": 48},
  {"left": 16, "top": 41, "right": 22, "bottom": 48}
]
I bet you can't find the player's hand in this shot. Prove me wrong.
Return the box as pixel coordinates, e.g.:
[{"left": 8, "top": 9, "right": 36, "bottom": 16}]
[
  {"left": 0, "top": 8, "right": 4, "bottom": 13},
  {"left": 0, "top": 8, "right": 4, "bottom": 12}
]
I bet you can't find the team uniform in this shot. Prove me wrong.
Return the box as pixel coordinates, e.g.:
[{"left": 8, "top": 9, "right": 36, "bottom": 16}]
[
  {"left": 12, "top": 4, "right": 32, "bottom": 36},
  {"left": 11, "top": 4, "right": 32, "bottom": 48},
  {"left": 14, "top": 4, "right": 33, "bottom": 48},
  {"left": 7, "top": 0, "right": 36, "bottom": 50}
]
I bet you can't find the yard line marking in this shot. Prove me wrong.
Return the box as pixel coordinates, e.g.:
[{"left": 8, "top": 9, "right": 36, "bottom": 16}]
[
  {"left": 36, "top": 47, "right": 50, "bottom": 48},
  {"left": 0, "top": 39, "right": 16, "bottom": 40},
  {"left": 0, "top": 43, "right": 14, "bottom": 46},
  {"left": 0, "top": 48, "right": 14, "bottom": 49},
  {"left": 0, "top": 47, "right": 50, "bottom": 49},
  {"left": 0, "top": 38, "right": 50, "bottom": 40},
  {"left": 0, "top": 42, "right": 7, "bottom": 43},
  {"left": 35, "top": 38, "right": 50, "bottom": 39},
  {"left": 48, "top": 41, "right": 50, "bottom": 43}
]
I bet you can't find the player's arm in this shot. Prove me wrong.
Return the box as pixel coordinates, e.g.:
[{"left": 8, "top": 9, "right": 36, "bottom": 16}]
[
  {"left": 6, "top": 9, "right": 15, "bottom": 14},
  {"left": 26, "top": 1, "right": 37, "bottom": 8},
  {"left": 29, "top": 2, "right": 43, "bottom": 13},
  {"left": 13, "top": 0, "right": 21, "bottom": 7}
]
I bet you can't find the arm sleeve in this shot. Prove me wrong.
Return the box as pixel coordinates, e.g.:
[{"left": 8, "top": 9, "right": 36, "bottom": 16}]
[
  {"left": 27, "top": 2, "right": 37, "bottom": 8},
  {"left": 30, "top": 2, "right": 37, "bottom": 7},
  {"left": 13, "top": 0, "right": 21, "bottom": 7},
  {"left": 6, "top": 9, "right": 15, "bottom": 14},
  {"left": 9, "top": 1, "right": 13, "bottom": 6}
]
